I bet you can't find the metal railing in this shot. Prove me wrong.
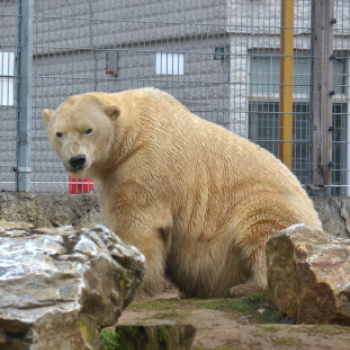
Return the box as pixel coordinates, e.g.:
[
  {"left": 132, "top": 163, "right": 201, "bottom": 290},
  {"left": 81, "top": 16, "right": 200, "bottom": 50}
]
[{"left": 0, "top": 0, "right": 349, "bottom": 196}]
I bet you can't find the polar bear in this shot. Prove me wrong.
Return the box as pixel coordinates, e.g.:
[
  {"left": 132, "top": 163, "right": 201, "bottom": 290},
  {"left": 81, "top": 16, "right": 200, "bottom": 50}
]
[{"left": 42, "top": 88, "right": 322, "bottom": 299}]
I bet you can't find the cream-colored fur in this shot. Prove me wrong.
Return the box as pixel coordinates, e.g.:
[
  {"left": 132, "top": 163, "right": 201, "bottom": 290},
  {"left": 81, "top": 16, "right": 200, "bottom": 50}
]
[{"left": 42, "top": 88, "right": 322, "bottom": 299}]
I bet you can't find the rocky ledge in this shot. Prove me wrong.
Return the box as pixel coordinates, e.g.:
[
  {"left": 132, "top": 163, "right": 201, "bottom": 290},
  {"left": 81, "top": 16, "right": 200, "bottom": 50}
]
[
  {"left": 0, "top": 221, "right": 145, "bottom": 349},
  {"left": 267, "top": 224, "right": 350, "bottom": 325}
]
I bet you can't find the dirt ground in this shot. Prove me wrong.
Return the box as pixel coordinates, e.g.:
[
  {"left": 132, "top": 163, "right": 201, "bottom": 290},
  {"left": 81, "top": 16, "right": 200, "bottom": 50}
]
[{"left": 118, "top": 284, "right": 350, "bottom": 350}]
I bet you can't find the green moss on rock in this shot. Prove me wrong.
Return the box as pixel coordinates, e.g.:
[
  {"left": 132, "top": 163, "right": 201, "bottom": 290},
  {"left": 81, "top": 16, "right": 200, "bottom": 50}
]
[{"left": 101, "top": 320, "right": 196, "bottom": 350}]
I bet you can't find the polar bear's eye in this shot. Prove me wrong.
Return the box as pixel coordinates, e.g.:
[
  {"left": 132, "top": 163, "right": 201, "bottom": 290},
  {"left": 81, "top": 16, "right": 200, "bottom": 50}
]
[
  {"left": 85, "top": 129, "right": 92, "bottom": 135},
  {"left": 56, "top": 132, "right": 63, "bottom": 138}
]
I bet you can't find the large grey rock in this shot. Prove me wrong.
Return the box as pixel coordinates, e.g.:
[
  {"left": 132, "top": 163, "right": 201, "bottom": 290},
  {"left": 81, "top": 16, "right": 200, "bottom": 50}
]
[
  {"left": 267, "top": 224, "right": 350, "bottom": 325},
  {"left": 0, "top": 221, "right": 146, "bottom": 350},
  {"left": 313, "top": 196, "right": 348, "bottom": 238}
]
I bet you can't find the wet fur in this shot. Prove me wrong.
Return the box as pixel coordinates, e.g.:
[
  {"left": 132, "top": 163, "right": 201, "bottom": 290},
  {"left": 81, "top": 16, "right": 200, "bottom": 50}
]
[{"left": 42, "top": 88, "right": 322, "bottom": 298}]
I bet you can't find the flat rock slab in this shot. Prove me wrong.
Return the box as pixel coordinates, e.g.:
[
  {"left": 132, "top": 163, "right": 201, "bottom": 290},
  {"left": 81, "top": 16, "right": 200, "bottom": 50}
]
[
  {"left": 0, "top": 221, "right": 146, "bottom": 350},
  {"left": 110, "top": 320, "right": 196, "bottom": 350},
  {"left": 267, "top": 224, "right": 350, "bottom": 325}
]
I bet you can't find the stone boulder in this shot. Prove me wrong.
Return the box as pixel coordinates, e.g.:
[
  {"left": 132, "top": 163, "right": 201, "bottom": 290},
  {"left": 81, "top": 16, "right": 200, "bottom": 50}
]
[
  {"left": 266, "top": 224, "right": 350, "bottom": 325},
  {"left": 0, "top": 221, "right": 146, "bottom": 349}
]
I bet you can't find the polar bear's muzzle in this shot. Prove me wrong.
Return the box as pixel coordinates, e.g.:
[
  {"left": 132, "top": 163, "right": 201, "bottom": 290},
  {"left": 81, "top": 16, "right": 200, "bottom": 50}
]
[{"left": 68, "top": 154, "right": 86, "bottom": 171}]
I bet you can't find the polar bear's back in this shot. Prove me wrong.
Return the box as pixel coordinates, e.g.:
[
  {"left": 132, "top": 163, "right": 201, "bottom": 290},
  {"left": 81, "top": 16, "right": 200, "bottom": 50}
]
[{"left": 106, "top": 88, "right": 322, "bottom": 234}]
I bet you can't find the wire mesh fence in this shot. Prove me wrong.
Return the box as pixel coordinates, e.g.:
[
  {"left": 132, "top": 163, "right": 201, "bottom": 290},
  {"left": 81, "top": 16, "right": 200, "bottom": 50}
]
[{"left": 0, "top": 0, "right": 349, "bottom": 195}]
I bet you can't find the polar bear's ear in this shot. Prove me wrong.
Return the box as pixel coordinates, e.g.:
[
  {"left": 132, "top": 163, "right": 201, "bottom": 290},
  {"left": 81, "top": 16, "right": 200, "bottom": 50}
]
[
  {"left": 104, "top": 105, "right": 121, "bottom": 120},
  {"left": 42, "top": 109, "right": 54, "bottom": 127}
]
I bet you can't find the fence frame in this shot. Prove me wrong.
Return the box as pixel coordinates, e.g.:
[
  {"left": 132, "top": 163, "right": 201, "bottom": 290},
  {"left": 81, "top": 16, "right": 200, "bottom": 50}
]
[
  {"left": 16, "top": 0, "right": 33, "bottom": 192},
  {"left": 312, "top": 0, "right": 335, "bottom": 187}
]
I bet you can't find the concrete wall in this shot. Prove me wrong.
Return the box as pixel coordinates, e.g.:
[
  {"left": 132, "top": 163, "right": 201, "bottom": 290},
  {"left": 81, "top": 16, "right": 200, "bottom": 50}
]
[
  {"left": 0, "top": 192, "right": 101, "bottom": 229},
  {"left": 0, "top": 192, "right": 349, "bottom": 239}
]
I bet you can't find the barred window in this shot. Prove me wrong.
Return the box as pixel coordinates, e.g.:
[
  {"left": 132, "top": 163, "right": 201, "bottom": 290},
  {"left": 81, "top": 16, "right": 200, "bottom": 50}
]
[
  {"left": 249, "top": 52, "right": 348, "bottom": 195},
  {"left": 0, "top": 51, "right": 15, "bottom": 106},
  {"left": 155, "top": 52, "right": 184, "bottom": 76}
]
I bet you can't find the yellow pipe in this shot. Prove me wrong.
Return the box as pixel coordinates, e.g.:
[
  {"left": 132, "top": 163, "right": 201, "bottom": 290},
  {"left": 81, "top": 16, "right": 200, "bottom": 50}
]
[{"left": 279, "top": 0, "right": 294, "bottom": 169}]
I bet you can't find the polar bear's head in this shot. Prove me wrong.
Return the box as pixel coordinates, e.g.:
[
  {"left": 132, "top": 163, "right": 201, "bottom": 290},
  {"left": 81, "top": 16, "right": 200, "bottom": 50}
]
[{"left": 42, "top": 94, "right": 120, "bottom": 178}]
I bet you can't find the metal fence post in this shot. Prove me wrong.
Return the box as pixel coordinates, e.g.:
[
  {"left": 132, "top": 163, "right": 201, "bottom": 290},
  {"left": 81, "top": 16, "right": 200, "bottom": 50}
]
[
  {"left": 312, "top": 0, "right": 334, "bottom": 186},
  {"left": 16, "top": 0, "right": 33, "bottom": 192},
  {"left": 279, "top": 0, "right": 295, "bottom": 170}
]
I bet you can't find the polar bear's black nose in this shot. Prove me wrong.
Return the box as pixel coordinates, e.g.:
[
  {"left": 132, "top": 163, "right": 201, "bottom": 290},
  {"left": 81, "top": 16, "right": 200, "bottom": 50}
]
[{"left": 69, "top": 154, "right": 86, "bottom": 168}]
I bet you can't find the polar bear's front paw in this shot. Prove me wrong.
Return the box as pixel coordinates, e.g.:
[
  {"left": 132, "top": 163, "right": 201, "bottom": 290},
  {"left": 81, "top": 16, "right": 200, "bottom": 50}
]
[{"left": 229, "top": 283, "right": 265, "bottom": 299}]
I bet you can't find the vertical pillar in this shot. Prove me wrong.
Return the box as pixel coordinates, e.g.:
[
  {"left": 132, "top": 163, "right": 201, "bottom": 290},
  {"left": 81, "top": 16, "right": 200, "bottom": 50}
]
[
  {"left": 16, "top": 0, "right": 33, "bottom": 192},
  {"left": 312, "top": 0, "right": 334, "bottom": 186},
  {"left": 279, "top": 0, "right": 294, "bottom": 169}
]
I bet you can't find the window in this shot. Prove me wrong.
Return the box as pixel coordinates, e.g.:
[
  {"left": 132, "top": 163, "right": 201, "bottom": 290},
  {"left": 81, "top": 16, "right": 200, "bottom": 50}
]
[
  {"left": 251, "top": 57, "right": 312, "bottom": 95},
  {"left": 0, "top": 52, "right": 15, "bottom": 106},
  {"left": 249, "top": 101, "right": 313, "bottom": 186},
  {"left": 332, "top": 103, "right": 348, "bottom": 195},
  {"left": 249, "top": 52, "right": 348, "bottom": 194},
  {"left": 155, "top": 52, "right": 184, "bottom": 75}
]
